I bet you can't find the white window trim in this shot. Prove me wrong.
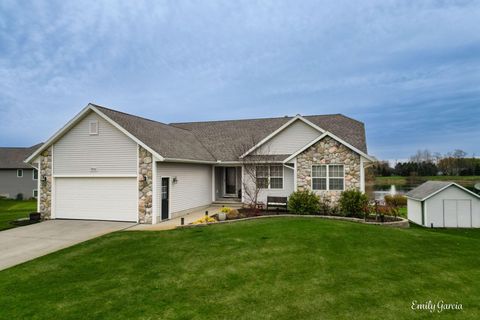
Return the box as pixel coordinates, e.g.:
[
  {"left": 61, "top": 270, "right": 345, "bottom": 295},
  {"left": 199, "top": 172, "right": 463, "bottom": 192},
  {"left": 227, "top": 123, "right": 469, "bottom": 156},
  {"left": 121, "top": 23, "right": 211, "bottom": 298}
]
[
  {"left": 17, "top": 169, "right": 23, "bottom": 178},
  {"left": 256, "top": 165, "right": 284, "bottom": 190},
  {"left": 89, "top": 120, "right": 99, "bottom": 135},
  {"left": 32, "top": 169, "right": 38, "bottom": 180},
  {"left": 33, "top": 189, "right": 38, "bottom": 198},
  {"left": 311, "top": 164, "right": 345, "bottom": 191}
]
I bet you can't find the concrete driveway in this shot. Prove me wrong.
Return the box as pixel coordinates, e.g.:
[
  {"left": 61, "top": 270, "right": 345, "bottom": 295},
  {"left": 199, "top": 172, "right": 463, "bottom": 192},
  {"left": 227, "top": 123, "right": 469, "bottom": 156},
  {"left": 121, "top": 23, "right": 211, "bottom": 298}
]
[{"left": 0, "top": 220, "right": 136, "bottom": 271}]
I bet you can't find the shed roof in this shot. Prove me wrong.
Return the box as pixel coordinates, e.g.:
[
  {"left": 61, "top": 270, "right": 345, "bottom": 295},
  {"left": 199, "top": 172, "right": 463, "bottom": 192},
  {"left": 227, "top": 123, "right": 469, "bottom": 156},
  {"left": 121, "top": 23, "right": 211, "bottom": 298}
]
[{"left": 406, "top": 181, "right": 480, "bottom": 201}]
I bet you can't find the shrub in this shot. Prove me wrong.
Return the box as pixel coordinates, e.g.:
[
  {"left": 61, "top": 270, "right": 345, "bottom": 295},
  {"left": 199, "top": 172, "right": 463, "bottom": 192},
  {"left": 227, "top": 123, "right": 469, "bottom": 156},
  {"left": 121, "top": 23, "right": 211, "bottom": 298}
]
[
  {"left": 384, "top": 194, "right": 407, "bottom": 207},
  {"left": 339, "top": 190, "right": 369, "bottom": 217},
  {"left": 192, "top": 216, "right": 216, "bottom": 224},
  {"left": 16, "top": 193, "right": 23, "bottom": 201},
  {"left": 220, "top": 207, "right": 231, "bottom": 213},
  {"left": 226, "top": 209, "right": 240, "bottom": 220},
  {"left": 288, "top": 191, "right": 320, "bottom": 215}
]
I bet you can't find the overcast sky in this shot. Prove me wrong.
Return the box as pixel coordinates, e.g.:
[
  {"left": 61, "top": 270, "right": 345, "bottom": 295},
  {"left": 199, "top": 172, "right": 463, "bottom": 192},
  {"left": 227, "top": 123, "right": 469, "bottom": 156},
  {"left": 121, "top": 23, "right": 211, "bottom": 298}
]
[{"left": 1, "top": 0, "right": 479, "bottom": 160}]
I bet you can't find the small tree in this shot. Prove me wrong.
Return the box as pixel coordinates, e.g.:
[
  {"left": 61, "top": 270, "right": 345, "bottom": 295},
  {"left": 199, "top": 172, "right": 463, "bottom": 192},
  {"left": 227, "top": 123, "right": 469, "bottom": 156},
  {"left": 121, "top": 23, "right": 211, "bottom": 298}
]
[
  {"left": 288, "top": 190, "right": 320, "bottom": 215},
  {"left": 339, "top": 190, "right": 368, "bottom": 218}
]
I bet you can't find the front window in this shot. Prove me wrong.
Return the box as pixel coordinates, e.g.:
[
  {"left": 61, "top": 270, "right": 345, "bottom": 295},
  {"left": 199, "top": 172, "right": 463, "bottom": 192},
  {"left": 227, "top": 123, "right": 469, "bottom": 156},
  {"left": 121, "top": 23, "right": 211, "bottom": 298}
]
[
  {"left": 256, "top": 165, "right": 283, "bottom": 189},
  {"left": 33, "top": 169, "right": 38, "bottom": 180},
  {"left": 312, "top": 165, "right": 327, "bottom": 190},
  {"left": 328, "top": 165, "right": 344, "bottom": 190},
  {"left": 256, "top": 165, "right": 269, "bottom": 189},
  {"left": 312, "top": 164, "right": 344, "bottom": 191},
  {"left": 33, "top": 189, "right": 38, "bottom": 198},
  {"left": 17, "top": 169, "right": 23, "bottom": 178}
]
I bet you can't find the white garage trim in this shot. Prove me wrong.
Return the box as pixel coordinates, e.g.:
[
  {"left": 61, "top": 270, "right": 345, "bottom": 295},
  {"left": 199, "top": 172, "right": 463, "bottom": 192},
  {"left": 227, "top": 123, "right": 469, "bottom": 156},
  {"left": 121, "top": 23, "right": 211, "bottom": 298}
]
[{"left": 54, "top": 177, "right": 137, "bottom": 222}]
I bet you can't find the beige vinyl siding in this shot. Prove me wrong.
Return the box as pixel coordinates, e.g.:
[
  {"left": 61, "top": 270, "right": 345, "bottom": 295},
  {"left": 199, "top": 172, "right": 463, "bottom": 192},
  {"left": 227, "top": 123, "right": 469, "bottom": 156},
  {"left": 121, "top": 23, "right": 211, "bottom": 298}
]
[
  {"left": 255, "top": 119, "right": 320, "bottom": 155},
  {"left": 243, "top": 166, "right": 294, "bottom": 204},
  {"left": 53, "top": 112, "right": 137, "bottom": 175},
  {"left": 54, "top": 177, "right": 137, "bottom": 221},
  {"left": 156, "top": 163, "right": 212, "bottom": 218}
]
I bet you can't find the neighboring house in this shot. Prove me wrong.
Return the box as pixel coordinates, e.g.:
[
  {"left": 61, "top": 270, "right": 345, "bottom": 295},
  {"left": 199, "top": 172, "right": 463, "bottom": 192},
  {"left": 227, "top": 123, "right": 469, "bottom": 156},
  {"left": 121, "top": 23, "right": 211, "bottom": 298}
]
[
  {"left": 406, "top": 181, "right": 480, "bottom": 228},
  {"left": 0, "top": 144, "right": 42, "bottom": 199},
  {"left": 25, "top": 103, "right": 374, "bottom": 224}
]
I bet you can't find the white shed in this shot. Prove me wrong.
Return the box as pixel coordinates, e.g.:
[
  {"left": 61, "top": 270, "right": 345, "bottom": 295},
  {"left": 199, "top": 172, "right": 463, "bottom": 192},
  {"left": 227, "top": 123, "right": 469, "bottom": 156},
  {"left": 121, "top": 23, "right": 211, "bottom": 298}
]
[{"left": 406, "top": 181, "right": 480, "bottom": 228}]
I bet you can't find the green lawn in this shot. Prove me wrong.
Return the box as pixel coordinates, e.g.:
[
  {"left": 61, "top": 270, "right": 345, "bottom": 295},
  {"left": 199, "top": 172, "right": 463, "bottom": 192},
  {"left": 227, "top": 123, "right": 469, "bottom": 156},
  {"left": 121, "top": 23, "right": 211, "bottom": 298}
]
[
  {"left": 0, "top": 198, "right": 37, "bottom": 231},
  {"left": 373, "top": 175, "right": 480, "bottom": 188},
  {"left": 0, "top": 218, "right": 478, "bottom": 319}
]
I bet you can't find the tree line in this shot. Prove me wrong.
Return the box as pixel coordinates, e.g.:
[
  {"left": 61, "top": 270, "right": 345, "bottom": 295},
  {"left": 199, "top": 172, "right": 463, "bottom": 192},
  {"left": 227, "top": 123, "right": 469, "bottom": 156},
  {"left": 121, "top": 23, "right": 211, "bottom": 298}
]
[{"left": 373, "top": 149, "right": 480, "bottom": 177}]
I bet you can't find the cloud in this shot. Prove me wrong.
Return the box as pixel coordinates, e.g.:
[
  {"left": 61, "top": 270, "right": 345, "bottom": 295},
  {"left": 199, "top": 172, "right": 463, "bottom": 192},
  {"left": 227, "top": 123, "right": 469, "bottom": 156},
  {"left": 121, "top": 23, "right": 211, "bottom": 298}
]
[{"left": 0, "top": 0, "right": 479, "bottom": 160}]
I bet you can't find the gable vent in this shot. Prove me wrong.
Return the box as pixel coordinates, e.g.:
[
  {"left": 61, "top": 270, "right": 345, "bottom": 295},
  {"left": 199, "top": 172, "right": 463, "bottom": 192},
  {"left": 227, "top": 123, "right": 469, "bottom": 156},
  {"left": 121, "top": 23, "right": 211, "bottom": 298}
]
[{"left": 89, "top": 120, "right": 98, "bottom": 135}]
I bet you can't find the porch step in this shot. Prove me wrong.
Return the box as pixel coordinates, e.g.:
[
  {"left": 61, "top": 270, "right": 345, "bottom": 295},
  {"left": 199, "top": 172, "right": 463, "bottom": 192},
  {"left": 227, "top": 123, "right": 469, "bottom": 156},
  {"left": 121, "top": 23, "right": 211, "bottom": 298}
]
[{"left": 212, "top": 200, "right": 243, "bottom": 208}]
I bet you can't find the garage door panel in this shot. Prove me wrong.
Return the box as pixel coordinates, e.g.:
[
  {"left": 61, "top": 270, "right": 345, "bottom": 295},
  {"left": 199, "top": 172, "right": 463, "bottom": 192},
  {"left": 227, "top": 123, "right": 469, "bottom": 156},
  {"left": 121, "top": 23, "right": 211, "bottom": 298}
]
[
  {"left": 443, "top": 200, "right": 457, "bottom": 227},
  {"left": 55, "top": 178, "right": 137, "bottom": 222},
  {"left": 457, "top": 200, "right": 472, "bottom": 228}
]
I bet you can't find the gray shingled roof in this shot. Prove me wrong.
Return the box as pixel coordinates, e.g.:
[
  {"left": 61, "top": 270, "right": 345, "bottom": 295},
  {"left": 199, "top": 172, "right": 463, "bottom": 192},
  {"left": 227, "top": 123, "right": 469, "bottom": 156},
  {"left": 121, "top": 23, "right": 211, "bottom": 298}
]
[
  {"left": 171, "top": 114, "right": 367, "bottom": 161},
  {"left": 0, "top": 144, "right": 43, "bottom": 169},
  {"left": 94, "top": 105, "right": 216, "bottom": 161},
  {"left": 406, "top": 181, "right": 456, "bottom": 200},
  {"left": 87, "top": 105, "right": 368, "bottom": 162}
]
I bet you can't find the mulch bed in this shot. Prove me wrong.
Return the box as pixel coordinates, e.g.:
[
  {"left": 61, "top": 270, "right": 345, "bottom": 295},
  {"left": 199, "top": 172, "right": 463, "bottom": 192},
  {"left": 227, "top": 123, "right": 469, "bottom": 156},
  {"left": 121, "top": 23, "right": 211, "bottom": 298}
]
[{"left": 214, "top": 208, "right": 403, "bottom": 223}]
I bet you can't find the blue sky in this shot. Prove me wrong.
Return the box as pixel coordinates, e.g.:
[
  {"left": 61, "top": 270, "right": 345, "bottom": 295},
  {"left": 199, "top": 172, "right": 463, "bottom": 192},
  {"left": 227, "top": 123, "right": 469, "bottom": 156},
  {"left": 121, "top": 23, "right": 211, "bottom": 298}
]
[{"left": 1, "top": 0, "right": 479, "bottom": 161}]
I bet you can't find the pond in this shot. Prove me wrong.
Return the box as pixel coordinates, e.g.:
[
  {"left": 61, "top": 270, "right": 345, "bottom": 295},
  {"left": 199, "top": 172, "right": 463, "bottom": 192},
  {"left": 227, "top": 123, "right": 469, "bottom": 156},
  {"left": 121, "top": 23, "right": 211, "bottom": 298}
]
[
  {"left": 369, "top": 184, "right": 413, "bottom": 202},
  {"left": 368, "top": 180, "right": 480, "bottom": 203}
]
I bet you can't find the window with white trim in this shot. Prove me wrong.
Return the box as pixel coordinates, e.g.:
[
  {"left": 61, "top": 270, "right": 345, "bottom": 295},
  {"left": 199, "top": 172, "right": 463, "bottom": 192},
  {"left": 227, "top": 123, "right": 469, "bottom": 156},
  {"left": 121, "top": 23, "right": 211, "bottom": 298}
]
[
  {"left": 312, "top": 165, "right": 327, "bottom": 190},
  {"left": 33, "top": 169, "right": 38, "bottom": 180},
  {"left": 33, "top": 189, "right": 38, "bottom": 198},
  {"left": 328, "top": 165, "right": 344, "bottom": 190},
  {"left": 89, "top": 120, "right": 98, "bottom": 135},
  {"left": 17, "top": 169, "right": 23, "bottom": 178},
  {"left": 256, "top": 165, "right": 283, "bottom": 189},
  {"left": 312, "top": 164, "right": 344, "bottom": 191}
]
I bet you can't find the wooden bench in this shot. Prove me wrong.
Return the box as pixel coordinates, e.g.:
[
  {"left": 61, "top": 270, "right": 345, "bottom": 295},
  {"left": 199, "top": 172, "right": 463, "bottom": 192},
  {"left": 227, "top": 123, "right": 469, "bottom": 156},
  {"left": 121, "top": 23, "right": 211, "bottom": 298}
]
[{"left": 266, "top": 196, "right": 288, "bottom": 213}]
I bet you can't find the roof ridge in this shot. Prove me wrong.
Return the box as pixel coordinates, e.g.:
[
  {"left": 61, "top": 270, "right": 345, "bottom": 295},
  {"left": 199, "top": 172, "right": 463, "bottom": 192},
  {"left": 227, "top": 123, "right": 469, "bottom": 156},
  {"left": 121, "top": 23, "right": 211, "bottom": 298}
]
[
  {"left": 171, "top": 113, "right": 361, "bottom": 126},
  {"left": 90, "top": 103, "right": 196, "bottom": 134},
  {"left": 170, "top": 115, "right": 294, "bottom": 125},
  {"left": 90, "top": 103, "right": 170, "bottom": 126}
]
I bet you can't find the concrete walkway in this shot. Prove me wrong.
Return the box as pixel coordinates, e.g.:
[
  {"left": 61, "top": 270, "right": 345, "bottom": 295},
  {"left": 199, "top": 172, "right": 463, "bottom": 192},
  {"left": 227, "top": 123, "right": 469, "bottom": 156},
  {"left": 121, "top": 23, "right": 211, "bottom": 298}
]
[
  {"left": 0, "top": 220, "right": 135, "bottom": 271},
  {"left": 127, "top": 206, "right": 224, "bottom": 231}
]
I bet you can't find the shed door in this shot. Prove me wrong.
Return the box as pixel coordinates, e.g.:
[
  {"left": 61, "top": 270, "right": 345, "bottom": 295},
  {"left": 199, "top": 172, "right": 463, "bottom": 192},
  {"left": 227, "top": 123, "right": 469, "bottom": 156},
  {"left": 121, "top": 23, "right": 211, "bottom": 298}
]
[
  {"left": 443, "top": 200, "right": 457, "bottom": 227},
  {"left": 457, "top": 200, "right": 472, "bottom": 228},
  {"left": 443, "top": 199, "right": 472, "bottom": 228},
  {"left": 55, "top": 177, "right": 137, "bottom": 222}
]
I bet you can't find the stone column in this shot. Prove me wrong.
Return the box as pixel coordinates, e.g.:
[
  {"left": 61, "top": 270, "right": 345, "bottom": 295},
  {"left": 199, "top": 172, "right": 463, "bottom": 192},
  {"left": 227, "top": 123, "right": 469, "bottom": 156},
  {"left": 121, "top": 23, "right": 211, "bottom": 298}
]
[
  {"left": 39, "top": 147, "right": 52, "bottom": 220},
  {"left": 138, "top": 146, "right": 153, "bottom": 223}
]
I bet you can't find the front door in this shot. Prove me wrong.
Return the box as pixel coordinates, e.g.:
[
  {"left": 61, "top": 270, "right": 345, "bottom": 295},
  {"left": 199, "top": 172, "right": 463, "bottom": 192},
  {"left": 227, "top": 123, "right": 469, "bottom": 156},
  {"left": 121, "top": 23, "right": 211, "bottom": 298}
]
[
  {"left": 161, "top": 177, "right": 169, "bottom": 220},
  {"left": 225, "top": 167, "right": 236, "bottom": 196}
]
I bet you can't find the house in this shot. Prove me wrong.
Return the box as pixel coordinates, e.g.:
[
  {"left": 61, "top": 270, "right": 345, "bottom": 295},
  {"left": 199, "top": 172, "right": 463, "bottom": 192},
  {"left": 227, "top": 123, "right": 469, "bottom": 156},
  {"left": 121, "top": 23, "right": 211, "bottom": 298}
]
[
  {"left": 25, "top": 103, "right": 374, "bottom": 224},
  {"left": 406, "top": 181, "right": 480, "bottom": 228},
  {"left": 0, "top": 144, "right": 42, "bottom": 199}
]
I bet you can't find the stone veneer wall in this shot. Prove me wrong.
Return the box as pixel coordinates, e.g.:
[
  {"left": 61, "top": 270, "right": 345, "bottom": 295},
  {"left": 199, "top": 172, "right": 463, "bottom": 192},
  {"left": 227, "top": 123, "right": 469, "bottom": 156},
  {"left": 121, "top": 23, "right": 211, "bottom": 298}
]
[
  {"left": 138, "top": 146, "right": 153, "bottom": 223},
  {"left": 39, "top": 147, "right": 52, "bottom": 219},
  {"left": 297, "top": 136, "right": 361, "bottom": 204}
]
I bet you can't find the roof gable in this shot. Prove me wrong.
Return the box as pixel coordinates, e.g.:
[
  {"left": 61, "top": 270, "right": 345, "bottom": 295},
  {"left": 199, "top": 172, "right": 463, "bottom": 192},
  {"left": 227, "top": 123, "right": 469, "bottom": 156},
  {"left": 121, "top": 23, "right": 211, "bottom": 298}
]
[
  {"left": 239, "top": 116, "right": 324, "bottom": 158},
  {"left": 282, "top": 131, "right": 375, "bottom": 163}
]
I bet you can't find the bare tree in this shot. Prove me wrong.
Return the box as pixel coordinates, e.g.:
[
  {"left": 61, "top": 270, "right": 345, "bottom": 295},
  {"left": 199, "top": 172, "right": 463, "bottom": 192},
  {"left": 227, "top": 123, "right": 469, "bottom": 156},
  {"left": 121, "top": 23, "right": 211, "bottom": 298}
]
[
  {"left": 236, "top": 136, "right": 275, "bottom": 210},
  {"left": 410, "top": 149, "right": 434, "bottom": 163}
]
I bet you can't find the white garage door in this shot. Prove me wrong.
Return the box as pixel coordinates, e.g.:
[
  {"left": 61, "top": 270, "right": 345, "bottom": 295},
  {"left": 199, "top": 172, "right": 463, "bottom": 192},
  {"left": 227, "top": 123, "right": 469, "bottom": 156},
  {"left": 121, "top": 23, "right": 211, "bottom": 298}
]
[
  {"left": 55, "top": 177, "right": 137, "bottom": 222},
  {"left": 443, "top": 199, "right": 472, "bottom": 228}
]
